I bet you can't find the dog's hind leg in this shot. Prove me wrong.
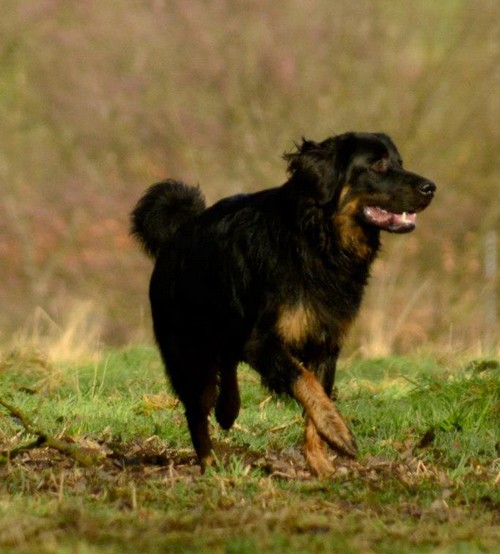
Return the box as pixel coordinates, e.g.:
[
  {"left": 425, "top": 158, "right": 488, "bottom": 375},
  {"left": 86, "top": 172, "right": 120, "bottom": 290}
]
[
  {"left": 185, "top": 395, "right": 217, "bottom": 471},
  {"left": 215, "top": 362, "right": 240, "bottom": 430},
  {"left": 176, "top": 366, "right": 218, "bottom": 472}
]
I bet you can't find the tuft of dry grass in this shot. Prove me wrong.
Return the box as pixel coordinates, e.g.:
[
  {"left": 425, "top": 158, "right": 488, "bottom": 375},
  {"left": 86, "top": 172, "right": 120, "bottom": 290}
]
[{"left": 9, "top": 300, "right": 103, "bottom": 365}]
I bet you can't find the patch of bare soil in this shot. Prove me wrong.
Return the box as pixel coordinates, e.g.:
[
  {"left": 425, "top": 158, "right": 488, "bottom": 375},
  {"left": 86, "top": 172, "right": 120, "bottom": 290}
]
[{"left": 2, "top": 435, "right": 493, "bottom": 489}]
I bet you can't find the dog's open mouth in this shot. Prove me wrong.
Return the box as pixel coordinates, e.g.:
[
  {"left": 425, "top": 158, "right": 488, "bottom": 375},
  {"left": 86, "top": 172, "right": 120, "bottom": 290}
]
[{"left": 363, "top": 206, "right": 417, "bottom": 233}]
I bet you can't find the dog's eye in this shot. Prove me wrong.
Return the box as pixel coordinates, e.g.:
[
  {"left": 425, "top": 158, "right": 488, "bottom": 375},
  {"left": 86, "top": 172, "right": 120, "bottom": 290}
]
[{"left": 370, "top": 158, "right": 390, "bottom": 173}]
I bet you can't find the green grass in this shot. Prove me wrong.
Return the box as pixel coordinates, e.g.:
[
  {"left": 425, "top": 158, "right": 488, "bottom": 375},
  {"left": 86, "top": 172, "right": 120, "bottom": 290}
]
[{"left": 0, "top": 346, "right": 499, "bottom": 553}]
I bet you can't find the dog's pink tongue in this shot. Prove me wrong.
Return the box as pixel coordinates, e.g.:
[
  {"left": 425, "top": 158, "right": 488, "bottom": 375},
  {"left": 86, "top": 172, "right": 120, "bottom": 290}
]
[
  {"left": 363, "top": 206, "right": 417, "bottom": 231},
  {"left": 364, "top": 206, "right": 392, "bottom": 226}
]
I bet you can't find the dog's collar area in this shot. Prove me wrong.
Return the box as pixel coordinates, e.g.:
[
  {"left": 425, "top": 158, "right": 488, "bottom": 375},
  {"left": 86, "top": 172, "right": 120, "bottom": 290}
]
[{"left": 363, "top": 206, "right": 417, "bottom": 233}]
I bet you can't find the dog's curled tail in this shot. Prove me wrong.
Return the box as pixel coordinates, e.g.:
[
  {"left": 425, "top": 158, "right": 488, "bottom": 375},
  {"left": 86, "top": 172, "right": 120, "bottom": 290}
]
[{"left": 130, "top": 179, "right": 206, "bottom": 258}]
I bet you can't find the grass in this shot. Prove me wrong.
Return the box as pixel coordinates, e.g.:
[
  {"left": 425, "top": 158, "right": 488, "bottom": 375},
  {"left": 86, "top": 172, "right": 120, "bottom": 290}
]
[{"left": 0, "top": 346, "right": 499, "bottom": 553}]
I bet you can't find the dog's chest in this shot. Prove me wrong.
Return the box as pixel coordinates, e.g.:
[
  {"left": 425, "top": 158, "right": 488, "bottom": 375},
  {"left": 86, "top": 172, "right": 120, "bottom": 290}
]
[
  {"left": 276, "top": 299, "right": 356, "bottom": 350},
  {"left": 277, "top": 302, "right": 317, "bottom": 346}
]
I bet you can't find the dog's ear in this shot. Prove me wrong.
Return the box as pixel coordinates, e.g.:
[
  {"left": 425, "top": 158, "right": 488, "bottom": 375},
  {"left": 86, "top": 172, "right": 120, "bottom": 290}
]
[
  {"left": 283, "top": 137, "right": 346, "bottom": 205},
  {"left": 373, "top": 133, "right": 402, "bottom": 162}
]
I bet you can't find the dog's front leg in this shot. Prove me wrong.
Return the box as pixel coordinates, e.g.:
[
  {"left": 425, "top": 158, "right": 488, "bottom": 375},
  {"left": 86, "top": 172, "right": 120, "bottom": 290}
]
[
  {"left": 244, "top": 332, "right": 357, "bottom": 475},
  {"left": 292, "top": 365, "right": 357, "bottom": 460}
]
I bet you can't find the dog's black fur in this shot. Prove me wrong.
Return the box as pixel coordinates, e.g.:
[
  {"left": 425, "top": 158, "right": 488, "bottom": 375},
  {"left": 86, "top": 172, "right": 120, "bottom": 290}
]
[{"left": 131, "top": 132, "right": 435, "bottom": 475}]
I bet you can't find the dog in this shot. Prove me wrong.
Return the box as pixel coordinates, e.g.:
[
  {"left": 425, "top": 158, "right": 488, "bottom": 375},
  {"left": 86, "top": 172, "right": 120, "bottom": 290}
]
[{"left": 131, "top": 132, "right": 435, "bottom": 476}]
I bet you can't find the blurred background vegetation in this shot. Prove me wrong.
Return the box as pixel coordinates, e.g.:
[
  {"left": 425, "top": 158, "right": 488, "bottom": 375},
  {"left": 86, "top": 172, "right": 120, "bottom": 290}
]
[{"left": 0, "top": 0, "right": 498, "bottom": 358}]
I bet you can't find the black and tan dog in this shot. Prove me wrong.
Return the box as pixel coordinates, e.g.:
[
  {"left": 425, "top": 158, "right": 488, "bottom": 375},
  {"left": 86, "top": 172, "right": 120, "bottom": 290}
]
[{"left": 131, "top": 132, "right": 435, "bottom": 476}]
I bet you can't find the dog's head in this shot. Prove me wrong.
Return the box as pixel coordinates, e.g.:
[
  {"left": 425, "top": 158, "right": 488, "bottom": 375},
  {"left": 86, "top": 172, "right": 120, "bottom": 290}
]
[{"left": 284, "top": 132, "right": 435, "bottom": 233}]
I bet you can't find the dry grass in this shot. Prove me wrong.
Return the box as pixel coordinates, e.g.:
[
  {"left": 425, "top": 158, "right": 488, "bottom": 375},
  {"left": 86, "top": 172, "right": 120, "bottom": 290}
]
[{"left": 9, "top": 300, "right": 103, "bottom": 364}]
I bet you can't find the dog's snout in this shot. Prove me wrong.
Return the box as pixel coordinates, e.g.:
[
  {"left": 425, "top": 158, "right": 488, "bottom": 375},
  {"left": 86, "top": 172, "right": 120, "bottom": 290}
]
[{"left": 417, "top": 181, "right": 436, "bottom": 197}]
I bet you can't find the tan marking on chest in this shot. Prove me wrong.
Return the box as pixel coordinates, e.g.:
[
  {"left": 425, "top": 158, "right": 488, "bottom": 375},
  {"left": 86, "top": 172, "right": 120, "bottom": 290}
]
[{"left": 277, "top": 302, "right": 317, "bottom": 346}]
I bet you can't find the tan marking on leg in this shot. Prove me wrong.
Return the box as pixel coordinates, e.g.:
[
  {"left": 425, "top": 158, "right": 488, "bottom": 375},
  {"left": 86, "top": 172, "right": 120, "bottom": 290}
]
[
  {"left": 188, "top": 373, "right": 218, "bottom": 471},
  {"left": 200, "top": 453, "right": 215, "bottom": 473},
  {"left": 293, "top": 366, "right": 357, "bottom": 458},
  {"left": 304, "top": 417, "right": 336, "bottom": 477}
]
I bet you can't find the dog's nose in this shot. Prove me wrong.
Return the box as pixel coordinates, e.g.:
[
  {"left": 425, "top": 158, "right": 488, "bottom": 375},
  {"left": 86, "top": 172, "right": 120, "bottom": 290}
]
[{"left": 417, "top": 181, "right": 436, "bottom": 196}]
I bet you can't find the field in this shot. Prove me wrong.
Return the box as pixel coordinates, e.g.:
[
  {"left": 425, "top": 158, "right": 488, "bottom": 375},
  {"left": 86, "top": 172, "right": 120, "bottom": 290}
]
[
  {"left": 1, "top": 347, "right": 498, "bottom": 553},
  {"left": 1, "top": 3, "right": 498, "bottom": 552}
]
